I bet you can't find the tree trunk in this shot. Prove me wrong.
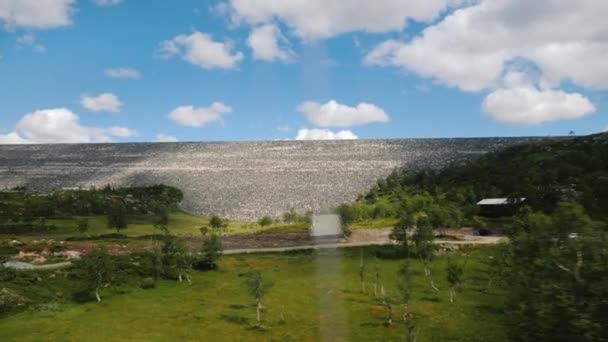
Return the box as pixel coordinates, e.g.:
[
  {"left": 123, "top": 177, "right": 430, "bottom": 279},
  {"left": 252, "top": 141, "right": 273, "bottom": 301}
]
[
  {"left": 178, "top": 274, "right": 183, "bottom": 282},
  {"left": 95, "top": 287, "right": 101, "bottom": 302},
  {"left": 486, "top": 276, "right": 494, "bottom": 291},
  {"left": 185, "top": 274, "right": 191, "bottom": 284},
  {"left": 386, "top": 303, "right": 393, "bottom": 326},
  {"left": 256, "top": 301, "right": 262, "bottom": 323},
  {"left": 374, "top": 283, "right": 377, "bottom": 297},
  {"left": 449, "top": 287, "right": 454, "bottom": 303}
]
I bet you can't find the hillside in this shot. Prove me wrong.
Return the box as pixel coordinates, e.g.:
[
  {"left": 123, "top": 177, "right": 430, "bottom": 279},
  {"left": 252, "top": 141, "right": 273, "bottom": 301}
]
[{"left": 343, "top": 133, "right": 608, "bottom": 226}]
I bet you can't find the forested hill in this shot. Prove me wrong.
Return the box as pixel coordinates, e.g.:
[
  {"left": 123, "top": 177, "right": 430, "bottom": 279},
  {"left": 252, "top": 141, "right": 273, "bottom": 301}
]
[{"left": 350, "top": 133, "right": 608, "bottom": 224}]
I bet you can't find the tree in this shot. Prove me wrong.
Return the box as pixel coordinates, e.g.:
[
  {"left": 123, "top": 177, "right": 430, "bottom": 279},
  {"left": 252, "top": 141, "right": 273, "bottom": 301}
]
[
  {"left": 257, "top": 216, "right": 273, "bottom": 228},
  {"left": 77, "top": 218, "right": 89, "bottom": 235},
  {"left": 198, "top": 227, "right": 222, "bottom": 270},
  {"left": 446, "top": 258, "right": 464, "bottom": 303},
  {"left": 283, "top": 208, "right": 298, "bottom": 224},
  {"left": 359, "top": 248, "right": 366, "bottom": 293},
  {"left": 78, "top": 247, "right": 114, "bottom": 302},
  {"left": 397, "top": 261, "right": 413, "bottom": 319},
  {"left": 380, "top": 286, "right": 393, "bottom": 326},
  {"left": 153, "top": 204, "right": 170, "bottom": 228},
  {"left": 395, "top": 260, "right": 421, "bottom": 341},
  {"left": 373, "top": 257, "right": 380, "bottom": 297},
  {"left": 413, "top": 216, "right": 438, "bottom": 291},
  {"left": 209, "top": 215, "right": 228, "bottom": 234},
  {"left": 245, "top": 270, "right": 273, "bottom": 324},
  {"left": 158, "top": 230, "right": 189, "bottom": 282},
  {"left": 106, "top": 200, "right": 128, "bottom": 232},
  {"left": 390, "top": 212, "right": 414, "bottom": 255},
  {"left": 505, "top": 204, "right": 608, "bottom": 341}
]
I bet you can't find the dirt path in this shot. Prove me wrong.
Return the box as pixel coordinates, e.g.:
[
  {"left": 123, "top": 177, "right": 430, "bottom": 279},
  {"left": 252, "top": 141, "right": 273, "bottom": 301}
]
[{"left": 224, "top": 228, "right": 506, "bottom": 254}]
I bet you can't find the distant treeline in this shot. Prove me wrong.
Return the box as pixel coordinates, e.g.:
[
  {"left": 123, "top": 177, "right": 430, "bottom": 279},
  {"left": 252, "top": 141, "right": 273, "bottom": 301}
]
[{"left": 0, "top": 185, "right": 183, "bottom": 223}]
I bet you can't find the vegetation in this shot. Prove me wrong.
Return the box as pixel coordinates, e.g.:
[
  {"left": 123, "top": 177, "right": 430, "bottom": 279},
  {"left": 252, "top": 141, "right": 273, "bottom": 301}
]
[
  {"left": 503, "top": 202, "right": 608, "bottom": 341},
  {"left": 0, "top": 248, "right": 507, "bottom": 341},
  {"left": 257, "top": 216, "right": 273, "bottom": 228},
  {"left": 337, "top": 133, "right": 608, "bottom": 230}
]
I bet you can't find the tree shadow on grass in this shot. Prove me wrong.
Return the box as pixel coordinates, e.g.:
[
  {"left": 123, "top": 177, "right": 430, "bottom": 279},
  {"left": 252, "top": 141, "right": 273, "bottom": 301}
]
[
  {"left": 475, "top": 304, "right": 505, "bottom": 315},
  {"left": 229, "top": 304, "right": 247, "bottom": 310},
  {"left": 220, "top": 313, "right": 249, "bottom": 325},
  {"left": 420, "top": 295, "right": 441, "bottom": 303}
]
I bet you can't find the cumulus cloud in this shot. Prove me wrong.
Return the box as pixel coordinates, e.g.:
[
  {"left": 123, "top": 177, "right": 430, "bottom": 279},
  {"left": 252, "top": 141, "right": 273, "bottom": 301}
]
[
  {"left": 105, "top": 67, "right": 140, "bottom": 79},
  {"left": 364, "top": 1, "right": 608, "bottom": 92},
  {"left": 159, "top": 31, "right": 243, "bottom": 70},
  {"left": 94, "top": 0, "right": 123, "bottom": 6},
  {"left": 80, "top": 93, "right": 123, "bottom": 113},
  {"left": 0, "top": 0, "right": 75, "bottom": 30},
  {"left": 0, "top": 132, "right": 31, "bottom": 145},
  {"left": 168, "top": 102, "right": 232, "bottom": 127},
  {"left": 298, "top": 100, "right": 389, "bottom": 128},
  {"left": 227, "top": 0, "right": 462, "bottom": 41},
  {"left": 0, "top": 108, "right": 136, "bottom": 144},
  {"left": 156, "top": 134, "right": 178, "bottom": 142},
  {"left": 295, "top": 128, "right": 358, "bottom": 140},
  {"left": 482, "top": 78, "right": 596, "bottom": 126},
  {"left": 247, "top": 24, "right": 294, "bottom": 62}
]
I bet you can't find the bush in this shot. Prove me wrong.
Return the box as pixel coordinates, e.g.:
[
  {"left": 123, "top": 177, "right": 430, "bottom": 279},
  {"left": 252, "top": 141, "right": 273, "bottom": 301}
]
[
  {"left": 140, "top": 277, "right": 156, "bottom": 289},
  {"left": 0, "top": 267, "right": 17, "bottom": 282},
  {"left": 72, "top": 288, "right": 95, "bottom": 303},
  {"left": 0, "top": 244, "right": 19, "bottom": 256}
]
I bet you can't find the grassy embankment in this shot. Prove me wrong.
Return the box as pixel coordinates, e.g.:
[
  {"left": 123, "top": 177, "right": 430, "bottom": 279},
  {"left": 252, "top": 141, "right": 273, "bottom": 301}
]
[
  {"left": 0, "top": 246, "right": 507, "bottom": 341},
  {"left": 37, "top": 212, "right": 393, "bottom": 238}
]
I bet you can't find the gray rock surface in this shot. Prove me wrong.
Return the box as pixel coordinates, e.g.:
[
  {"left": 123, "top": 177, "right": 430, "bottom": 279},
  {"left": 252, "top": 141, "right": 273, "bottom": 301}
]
[{"left": 0, "top": 138, "right": 535, "bottom": 220}]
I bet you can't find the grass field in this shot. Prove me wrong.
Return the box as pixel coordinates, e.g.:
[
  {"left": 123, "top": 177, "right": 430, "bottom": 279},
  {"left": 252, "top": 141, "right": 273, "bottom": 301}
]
[
  {"left": 0, "top": 247, "right": 508, "bottom": 341},
  {"left": 41, "top": 212, "right": 392, "bottom": 238},
  {"left": 44, "top": 212, "right": 312, "bottom": 237}
]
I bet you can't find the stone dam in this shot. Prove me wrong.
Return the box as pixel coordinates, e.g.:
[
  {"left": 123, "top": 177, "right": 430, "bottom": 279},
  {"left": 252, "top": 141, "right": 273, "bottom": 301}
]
[{"left": 0, "top": 138, "right": 535, "bottom": 221}]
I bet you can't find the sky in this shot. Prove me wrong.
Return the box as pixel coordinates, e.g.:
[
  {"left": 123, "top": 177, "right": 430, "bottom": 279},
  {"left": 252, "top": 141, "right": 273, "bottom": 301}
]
[{"left": 0, "top": 0, "right": 607, "bottom": 144}]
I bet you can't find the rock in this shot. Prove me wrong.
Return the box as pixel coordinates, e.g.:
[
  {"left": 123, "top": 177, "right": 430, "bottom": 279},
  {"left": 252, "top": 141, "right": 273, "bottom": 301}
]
[
  {"left": 31, "top": 256, "right": 47, "bottom": 265},
  {"left": 8, "top": 239, "right": 24, "bottom": 246}
]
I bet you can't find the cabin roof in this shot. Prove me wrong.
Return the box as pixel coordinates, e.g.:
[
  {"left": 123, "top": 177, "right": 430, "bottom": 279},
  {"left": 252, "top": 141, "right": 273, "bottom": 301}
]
[{"left": 476, "top": 198, "right": 526, "bottom": 205}]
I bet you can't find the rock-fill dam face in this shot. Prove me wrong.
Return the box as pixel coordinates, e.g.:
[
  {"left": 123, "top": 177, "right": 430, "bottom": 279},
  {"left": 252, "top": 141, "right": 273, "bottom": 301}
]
[{"left": 0, "top": 138, "right": 534, "bottom": 221}]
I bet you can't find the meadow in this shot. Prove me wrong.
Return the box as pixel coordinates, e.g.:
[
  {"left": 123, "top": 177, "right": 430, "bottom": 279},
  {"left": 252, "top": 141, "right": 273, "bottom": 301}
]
[{"left": 0, "top": 246, "right": 508, "bottom": 341}]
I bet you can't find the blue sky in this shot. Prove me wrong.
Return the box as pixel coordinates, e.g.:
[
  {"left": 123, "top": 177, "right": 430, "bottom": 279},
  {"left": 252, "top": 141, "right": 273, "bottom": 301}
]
[{"left": 0, "top": 0, "right": 607, "bottom": 143}]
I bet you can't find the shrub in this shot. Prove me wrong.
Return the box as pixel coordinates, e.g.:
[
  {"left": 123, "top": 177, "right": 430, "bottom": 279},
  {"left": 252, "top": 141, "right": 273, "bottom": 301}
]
[
  {"left": 140, "top": 277, "right": 156, "bottom": 289},
  {"left": 0, "top": 244, "right": 19, "bottom": 256}
]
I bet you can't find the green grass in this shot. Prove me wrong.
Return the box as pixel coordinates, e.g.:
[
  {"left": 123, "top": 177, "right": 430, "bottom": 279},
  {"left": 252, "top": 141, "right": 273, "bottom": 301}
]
[
  {"left": 0, "top": 247, "right": 507, "bottom": 341},
  {"left": 349, "top": 217, "right": 398, "bottom": 230},
  {"left": 43, "top": 212, "right": 310, "bottom": 237}
]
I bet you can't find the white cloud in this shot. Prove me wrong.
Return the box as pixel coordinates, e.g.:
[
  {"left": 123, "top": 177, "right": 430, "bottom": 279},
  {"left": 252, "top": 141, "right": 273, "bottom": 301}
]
[
  {"left": 156, "top": 134, "right": 178, "bottom": 142},
  {"left": 159, "top": 31, "right": 243, "bottom": 70},
  {"left": 94, "top": 0, "right": 123, "bottom": 6},
  {"left": 0, "top": 108, "right": 135, "bottom": 144},
  {"left": 482, "top": 79, "right": 596, "bottom": 126},
  {"left": 0, "top": 132, "right": 31, "bottom": 145},
  {"left": 295, "top": 128, "right": 358, "bottom": 140},
  {"left": 0, "top": 0, "right": 75, "bottom": 30},
  {"left": 168, "top": 102, "right": 232, "bottom": 127},
  {"left": 227, "top": 0, "right": 462, "bottom": 41},
  {"left": 247, "top": 24, "right": 293, "bottom": 62},
  {"left": 106, "top": 127, "right": 137, "bottom": 138},
  {"left": 80, "top": 93, "right": 123, "bottom": 113},
  {"left": 364, "top": 1, "right": 608, "bottom": 92},
  {"left": 105, "top": 67, "right": 140, "bottom": 79},
  {"left": 298, "top": 100, "right": 389, "bottom": 128},
  {"left": 16, "top": 33, "right": 46, "bottom": 53}
]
